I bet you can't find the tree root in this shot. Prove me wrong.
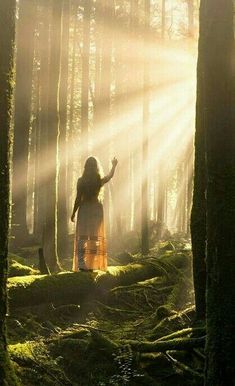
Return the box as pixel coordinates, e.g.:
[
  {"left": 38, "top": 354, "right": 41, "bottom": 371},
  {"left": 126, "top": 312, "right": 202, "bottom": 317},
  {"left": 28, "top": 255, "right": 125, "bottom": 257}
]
[
  {"left": 164, "top": 350, "right": 203, "bottom": 378},
  {"left": 121, "top": 336, "right": 206, "bottom": 353},
  {"left": 155, "top": 327, "right": 206, "bottom": 342}
]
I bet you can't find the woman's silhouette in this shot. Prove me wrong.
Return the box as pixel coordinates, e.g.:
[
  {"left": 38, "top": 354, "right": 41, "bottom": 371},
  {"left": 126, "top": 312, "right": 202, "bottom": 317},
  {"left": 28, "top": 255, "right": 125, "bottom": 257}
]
[{"left": 71, "top": 156, "right": 118, "bottom": 271}]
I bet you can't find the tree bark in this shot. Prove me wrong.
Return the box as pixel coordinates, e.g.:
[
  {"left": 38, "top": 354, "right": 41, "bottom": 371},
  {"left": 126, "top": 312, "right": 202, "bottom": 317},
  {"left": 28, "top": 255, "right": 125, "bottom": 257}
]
[
  {"left": 57, "top": 0, "right": 70, "bottom": 258},
  {"left": 81, "top": 0, "right": 91, "bottom": 163},
  {"left": 36, "top": 0, "right": 51, "bottom": 243},
  {"left": 0, "top": 0, "right": 18, "bottom": 383},
  {"left": 43, "top": 0, "right": 63, "bottom": 272},
  {"left": 187, "top": 0, "right": 194, "bottom": 38},
  {"left": 190, "top": 0, "right": 206, "bottom": 320},
  {"left": 201, "top": 1, "right": 235, "bottom": 384},
  {"left": 141, "top": 0, "right": 150, "bottom": 255},
  {"left": 12, "top": 0, "right": 36, "bottom": 247}
]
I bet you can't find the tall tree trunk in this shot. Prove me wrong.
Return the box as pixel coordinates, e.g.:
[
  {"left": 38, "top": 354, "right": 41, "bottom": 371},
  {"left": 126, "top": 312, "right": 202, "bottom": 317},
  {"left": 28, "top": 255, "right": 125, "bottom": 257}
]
[
  {"left": 81, "top": 0, "right": 91, "bottom": 163},
  {"left": 33, "top": 68, "right": 41, "bottom": 239},
  {"left": 200, "top": 1, "right": 235, "bottom": 384},
  {"left": 43, "top": 0, "right": 63, "bottom": 272},
  {"left": 99, "top": 0, "right": 114, "bottom": 237},
  {"left": 187, "top": 0, "right": 194, "bottom": 38},
  {"left": 113, "top": 4, "right": 126, "bottom": 238},
  {"left": 57, "top": 0, "right": 70, "bottom": 258},
  {"left": 161, "top": 0, "right": 166, "bottom": 39},
  {"left": 67, "top": 3, "right": 78, "bottom": 222},
  {"left": 129, "top": 0, "right": 139, "bottom": 232},
  {"left": 12, "top": 0, "right": 36, "bottom": 247},
  {"left": 36, "top": 0, "right": 51, "bottom": 243},
  {"left": 190, "top": 0, "right": 206, "bottom": 320},
  {"left": 186, "top": 148, "right": 193, "bottom": 236},
  {"left": 94, "top": 0, "right": 102, "bottom": 133},
  {"left": 0, "top": 0, "right": 18, "bottom": 383},
  {"left": 141, "top": 0, "right": 150, "bottom": 255},
  {"left": 157, "top": 162, "right": 166, "bottom": 239}
]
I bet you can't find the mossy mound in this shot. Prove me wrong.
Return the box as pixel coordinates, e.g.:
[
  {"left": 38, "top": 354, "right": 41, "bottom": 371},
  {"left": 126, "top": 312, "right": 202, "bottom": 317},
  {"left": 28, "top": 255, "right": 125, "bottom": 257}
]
[{"left": 9, "top": 261, "right": 39, "bottom": 278}]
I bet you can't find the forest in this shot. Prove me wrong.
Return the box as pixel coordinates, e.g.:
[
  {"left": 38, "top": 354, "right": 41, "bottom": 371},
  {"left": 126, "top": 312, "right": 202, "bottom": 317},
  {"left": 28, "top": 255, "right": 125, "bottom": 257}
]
[{"left": 0, "top": 0, "right": 235, "bottom": 385}]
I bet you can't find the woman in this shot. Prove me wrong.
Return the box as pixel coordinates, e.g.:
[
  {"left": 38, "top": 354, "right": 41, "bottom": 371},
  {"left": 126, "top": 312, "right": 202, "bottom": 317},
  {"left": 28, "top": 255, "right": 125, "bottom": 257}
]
[{"left": 71, "top": 156, "right": 118, "bottom": 271}]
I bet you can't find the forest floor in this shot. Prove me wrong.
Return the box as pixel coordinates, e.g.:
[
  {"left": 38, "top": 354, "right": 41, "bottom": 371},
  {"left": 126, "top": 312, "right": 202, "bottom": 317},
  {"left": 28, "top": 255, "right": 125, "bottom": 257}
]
[{"left": 7, "top": 240, "right": 205, "bottom": 386}]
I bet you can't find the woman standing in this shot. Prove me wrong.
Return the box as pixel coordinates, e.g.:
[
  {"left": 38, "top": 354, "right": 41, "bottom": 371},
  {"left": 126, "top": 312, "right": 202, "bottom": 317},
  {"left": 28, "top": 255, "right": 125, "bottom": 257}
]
[{"left": 71, "top": 156, "right": 118, "bottom": 271}]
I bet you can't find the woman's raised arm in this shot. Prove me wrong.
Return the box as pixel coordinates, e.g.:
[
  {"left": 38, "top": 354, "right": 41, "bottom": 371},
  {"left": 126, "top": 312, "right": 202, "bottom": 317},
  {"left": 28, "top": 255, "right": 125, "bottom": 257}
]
[{"left": 101, "top": 157, "right": 118, "bottom": 185}]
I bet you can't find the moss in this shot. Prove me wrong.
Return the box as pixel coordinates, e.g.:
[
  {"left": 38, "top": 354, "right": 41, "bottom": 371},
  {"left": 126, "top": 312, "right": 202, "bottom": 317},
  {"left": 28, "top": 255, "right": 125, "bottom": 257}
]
[
  {"left": 6, "top": 245, "right": 200, "bottom": 385},
  {"left": 8, "top": 261, "right": 39, "bottom": 278},
  {"left": 0, "top": 342, "right": 21, "bottom": 386},
  {"left": 8, "top": 271, "right": 96, "bottom": 308},
  {"left": 8, "top": 254, "right": 25, "bottom": 265},
  {"left": 8, "top": 263, "right": 160, "bottom": 309}
]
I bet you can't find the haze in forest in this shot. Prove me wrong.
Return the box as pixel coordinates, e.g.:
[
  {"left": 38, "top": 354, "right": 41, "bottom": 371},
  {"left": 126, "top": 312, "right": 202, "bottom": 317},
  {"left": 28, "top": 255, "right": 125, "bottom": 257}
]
[
  {"left": 11, "top": 0, "right": 198, "bottom": 263},
  {"left": 3, "top": 1, "right": 235, "bottom": 385}
]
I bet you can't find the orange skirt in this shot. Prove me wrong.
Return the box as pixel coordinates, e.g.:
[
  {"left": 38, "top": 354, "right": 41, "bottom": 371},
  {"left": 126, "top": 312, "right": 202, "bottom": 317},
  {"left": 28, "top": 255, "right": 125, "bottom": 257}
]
[{"left": 73, "top": 200, "right": 107, "bottom": 271}]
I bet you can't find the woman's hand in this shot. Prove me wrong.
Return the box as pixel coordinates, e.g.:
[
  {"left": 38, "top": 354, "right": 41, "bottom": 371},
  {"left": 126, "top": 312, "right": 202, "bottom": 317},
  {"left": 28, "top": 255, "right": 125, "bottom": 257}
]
[
  {"left": 71, "top": 213, "right": 75, "bottom": 223},
  {"left": 112, "top": 157, "right": 118, "bottom": 167}
]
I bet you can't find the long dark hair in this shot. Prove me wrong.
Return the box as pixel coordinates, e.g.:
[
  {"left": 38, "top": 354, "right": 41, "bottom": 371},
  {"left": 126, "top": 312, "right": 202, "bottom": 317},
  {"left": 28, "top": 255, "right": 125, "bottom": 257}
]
[{"left": 80, "top": 156, "right": 102, "bottom": 199}]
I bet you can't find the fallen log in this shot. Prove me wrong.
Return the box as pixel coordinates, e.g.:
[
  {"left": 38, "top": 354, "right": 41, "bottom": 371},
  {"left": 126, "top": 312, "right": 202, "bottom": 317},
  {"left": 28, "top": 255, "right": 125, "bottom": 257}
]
[{"left": 8, "top": 263, "right": 162, "bottom": 308}]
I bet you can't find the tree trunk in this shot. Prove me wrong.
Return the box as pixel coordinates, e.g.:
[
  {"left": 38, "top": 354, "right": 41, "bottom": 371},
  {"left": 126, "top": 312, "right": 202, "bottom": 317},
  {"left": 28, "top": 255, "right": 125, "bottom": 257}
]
[
  {"left": 0, "top": 0, "right": 18, "bottom": 383},
  {"left": 57, "top": 0, "right": 70, "bottom": 258},
  {"left": 12, "top": 0, "right": 36, "bottom": 247},
  {"left": 187, "top": 0, "right": 194, "bottom": 38},
  {"left": 81, "top": 0, "right": 91, "bottom": 163},
  {"left": 93, "top": 0, "right": 102, "bottom": 133},
  {"left": 161, "top": 0, "right": 166, "bottom": 40},
  {"left": 43, "top": 0, "right": 63, "bottom": 272},
  {"left": 157, "top": 162, "right": 166, "bottom": 239},
  {"left": 36, "top": 0, "right": 51, "bottom": 243},
  {"left": 200, "top": 1, "right": 235, "bottom": 384},
  {"left": 67, "top": 3, "right": 78, "bottom": 222},
  {"left": 99, "top": 0, "right": 115, "bottom": 237},
  {"left": 190, "top": 0, "right": 206, "bottom": 321},
  {"left": 141, "top": 0, "right": 150, "bottom": 255}
]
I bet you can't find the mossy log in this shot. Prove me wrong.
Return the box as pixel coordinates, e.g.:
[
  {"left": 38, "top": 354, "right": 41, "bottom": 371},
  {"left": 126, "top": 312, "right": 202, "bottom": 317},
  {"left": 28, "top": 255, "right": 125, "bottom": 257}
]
[
  {"left": 8, "top": 263, "right": 162, "bottom": 308},
  {"left": 8, "top": 260, "right": 39, "bottom": 278},
  {"left": 121, "top": 336, "right": 205, "bottom": 353}
]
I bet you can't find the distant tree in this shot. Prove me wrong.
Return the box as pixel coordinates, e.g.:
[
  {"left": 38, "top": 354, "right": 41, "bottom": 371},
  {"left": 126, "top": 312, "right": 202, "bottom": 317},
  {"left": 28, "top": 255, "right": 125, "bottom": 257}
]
[
  {"left": 81, "top": 0, "right": 92, "bottom": 162},
  {"left": 57, "top": 0, "right": 70, "bottom": 258},
  {"left": 187, "top": 0, "right": 194, "bottom": 37},
  {"left": 141, "top": 0, "right": 150, "bottom": 255},
  {"left": 161, "top": 0, "right": 166, "bottom": 39},
  {"left": 157, "top": 163, "right": 166, "bottom": 238},
  {"left": 12, "top": 0, "right": 36, "bottom": 246},
  {"left": 0, "top": 0, "right": 18, "bottom": 383},
  {"left": 67, "top": 2, "right": 79, "bottom": 220},
  {"left": 94, "top": 0, "right": 102, "bottom": 132},
  {"left": 44, "top": 0, "right": 63, "bottom": 272},
  {"left": 130, "top": 0, "right": 139, "bottom": 232},
  {"left": 99, "top": 0, "right": 115, "bottom": 236},
  {"left": 34, "top": 0, "right": 51, "bottom": 240}
]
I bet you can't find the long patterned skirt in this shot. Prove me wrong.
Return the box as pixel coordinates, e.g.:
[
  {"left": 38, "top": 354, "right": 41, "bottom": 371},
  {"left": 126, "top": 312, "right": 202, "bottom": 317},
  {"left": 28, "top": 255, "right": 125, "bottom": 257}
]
[{"left": 73, "top": 200, "right": 107, "bottom": 271}]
